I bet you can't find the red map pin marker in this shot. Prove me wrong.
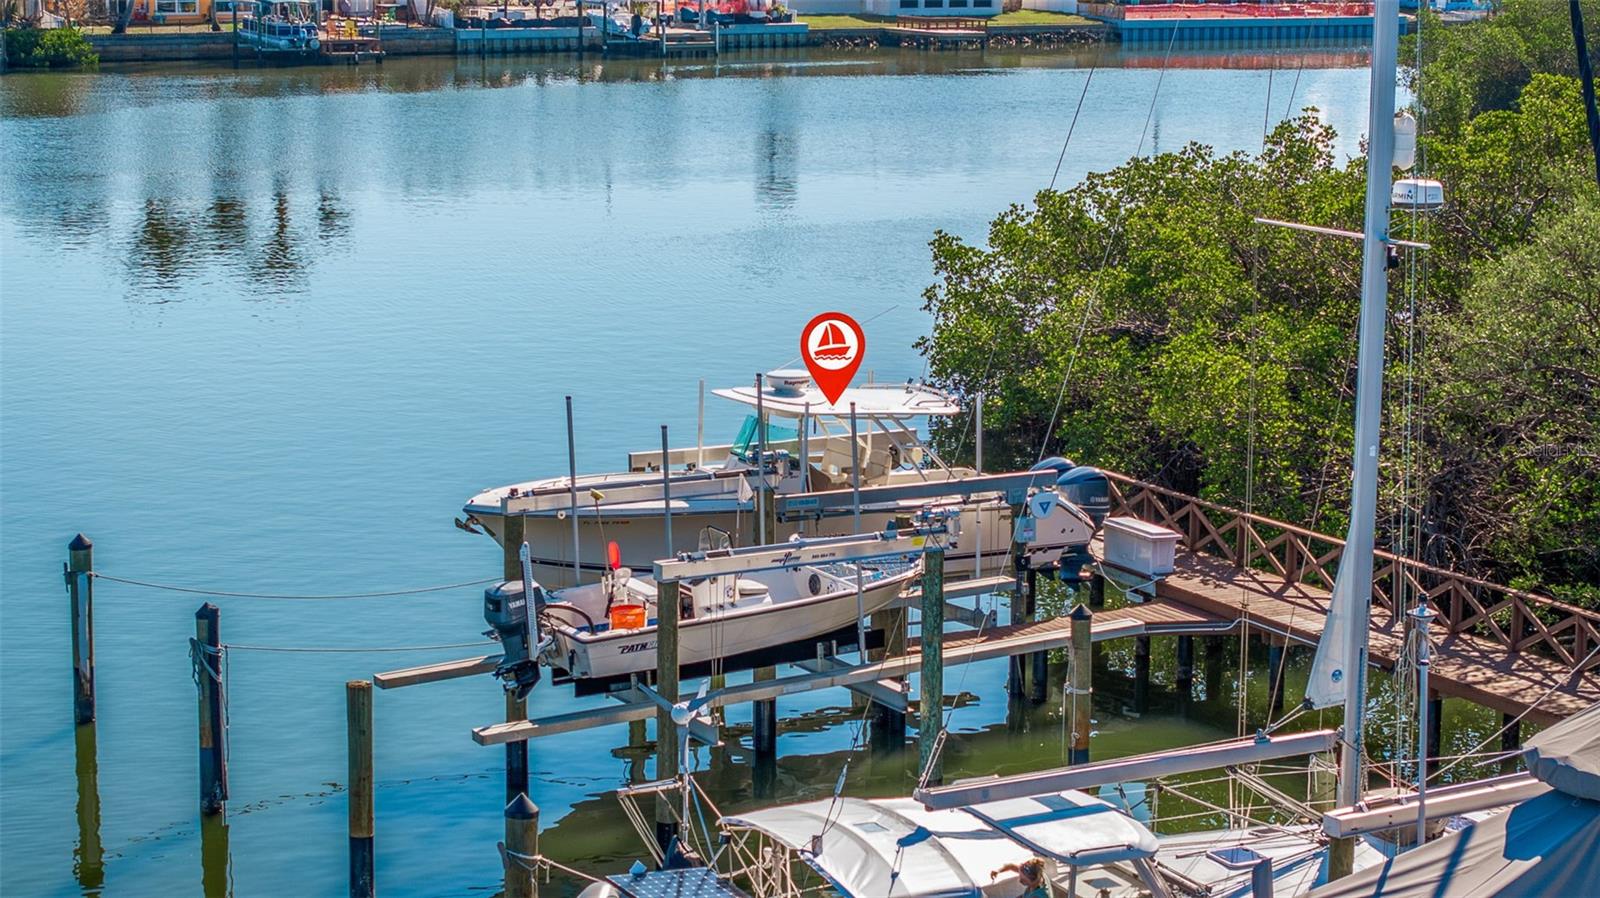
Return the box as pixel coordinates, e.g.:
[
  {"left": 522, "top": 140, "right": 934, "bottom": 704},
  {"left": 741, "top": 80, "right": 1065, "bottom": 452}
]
[{"left": 800, "top": 312, "right": 865, "bottom": 406}]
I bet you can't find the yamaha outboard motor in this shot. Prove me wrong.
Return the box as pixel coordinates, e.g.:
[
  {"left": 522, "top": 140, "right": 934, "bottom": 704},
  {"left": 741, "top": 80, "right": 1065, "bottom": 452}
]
[
  {"left": 484, "top": 579, "right": 546, "bottom": 699},
  {"left": 1031, "top": 456, "right": 1076, "bottom": 476},
  {"left": 1056, "top": 466, "right": 1111, "bottom": 529}
]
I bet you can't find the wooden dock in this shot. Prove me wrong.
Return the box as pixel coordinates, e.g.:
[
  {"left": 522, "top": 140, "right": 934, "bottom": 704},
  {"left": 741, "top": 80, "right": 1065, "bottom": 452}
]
[
  {"left": 1156, "top": 549, "right": 1597, "bottom": 725},
  {"left": 1107, "top": 474, "right": 1600, "bottom": 726}
]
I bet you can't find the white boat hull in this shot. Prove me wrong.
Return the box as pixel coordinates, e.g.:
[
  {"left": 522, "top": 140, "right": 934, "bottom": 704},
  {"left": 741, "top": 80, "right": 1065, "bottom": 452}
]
[
  {"left": 544, "top": 566, "right": 919, "bottom": 682},
  {"left": 470, "top": 500, "right": 1014, "bottom": 589}
]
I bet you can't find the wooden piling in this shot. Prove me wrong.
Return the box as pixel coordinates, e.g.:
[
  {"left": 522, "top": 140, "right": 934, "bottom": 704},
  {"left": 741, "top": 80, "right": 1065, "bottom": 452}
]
[
  {"left": 1068, "top": 604, "right": 1092, "bottom": 765},
  {"left": 1175, "top": 635, "right": 1195, "bottom": 706},
  {"left": 194, "top": 603, "right": 228, "bottom": 816},
  {"left": 1133, "top": 635, "right": 1151, "bottom": 715},
  {"left": 1267, "top": 640, "right": 1287, "bottom": 717},
  {"left": 506, "top": 691, "right": 529, "bottom": 804},
  {"left": 1500, "top": 713, "right": 1523, "bottom": 775},
  {"left": 751, "top": 666, "right": 778, "bottom": 758},
  {"left": 67, "top": 534, "right": 96, "bottom": 725},
  {"left": 1088, "top": 572, "right": 1105, "bottom": 609},
  {"left": 504, "top": 792, "right": 539, "bottom": 898},
  {"left": 654, "top": 577, "right": 680, "bottom": 854},
  {"left": 1204, "top": 635, "right": 1225, "bottom": 701},
  {"left": 1007, "top": 507, "right": 1026, "bottom": 697},
  {"left": 347, "top": 680, "right": 375, "bottom": 898},
  {"left": 869, "top": 607, "right": 907, "bottom": 751},
  {"left": 1028, "top": 569, "right": 1046, "bottom": 705},
  {"left": 918, "top": 546, "right": 946, "bottom": 786},
  {"left": 1426, "top": 690, "right": 1443, "bottom": 776}
]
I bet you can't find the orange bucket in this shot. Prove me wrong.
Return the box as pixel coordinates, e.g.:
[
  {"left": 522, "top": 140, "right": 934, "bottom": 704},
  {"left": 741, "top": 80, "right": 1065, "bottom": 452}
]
[{"left": 609, "top": 603, "right": 647, "bottom": 630}]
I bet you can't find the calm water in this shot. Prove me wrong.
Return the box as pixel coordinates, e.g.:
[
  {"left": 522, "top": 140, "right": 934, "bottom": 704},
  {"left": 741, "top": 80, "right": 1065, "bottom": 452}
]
[{"left": 3, "top": 45, "right": 1480, "bottom": 898}]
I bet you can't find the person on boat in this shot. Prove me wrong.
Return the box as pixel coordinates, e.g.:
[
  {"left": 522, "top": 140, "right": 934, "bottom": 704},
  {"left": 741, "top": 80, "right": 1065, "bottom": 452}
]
[{"left": 990, "top": 858, "right": 1049, "bottom": 897}]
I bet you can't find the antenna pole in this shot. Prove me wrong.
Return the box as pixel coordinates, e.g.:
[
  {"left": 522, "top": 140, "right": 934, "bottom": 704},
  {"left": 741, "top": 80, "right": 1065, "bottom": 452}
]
[
  {"left": 1329, "top": 0, "right": 1399, "bottom": 877},
  {"left": 567, "top": 396, "right": 580, "bottom": 585}
]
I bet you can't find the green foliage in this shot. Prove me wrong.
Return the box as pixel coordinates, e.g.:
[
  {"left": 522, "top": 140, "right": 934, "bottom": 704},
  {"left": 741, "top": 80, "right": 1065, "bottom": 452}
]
[
  {"left": 1405, "top": 0, "right": 1600, "bottom": 138},
  {"left": 920, "top": 8, "right": 1600, "bottom": 604},
  {"left": 1425, "top": 194, "right": 1600, "bottom": 600},
  {"left": 4, "top": 26, "right": 99, "bottom": 68}
]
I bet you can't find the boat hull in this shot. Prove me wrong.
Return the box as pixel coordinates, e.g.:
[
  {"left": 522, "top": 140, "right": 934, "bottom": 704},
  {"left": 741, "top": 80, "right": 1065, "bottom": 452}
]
[
  {"left": 470, "top": 502, "right": 1014, "bottom": 589},
  {"left": 545, "top": 568, "right": 917, "bottom": 684}
]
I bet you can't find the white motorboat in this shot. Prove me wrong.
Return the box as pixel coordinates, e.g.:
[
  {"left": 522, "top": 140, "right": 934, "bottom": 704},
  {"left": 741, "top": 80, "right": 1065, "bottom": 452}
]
[
  {"left": 462, "top": 369, "right": 1108, "bottom": 588},
  {"left": 535, "top": 556, "right": 921, "bottom": 684},
  {"left": 236, "top": 0, "right": 321, "bottom": 52}
]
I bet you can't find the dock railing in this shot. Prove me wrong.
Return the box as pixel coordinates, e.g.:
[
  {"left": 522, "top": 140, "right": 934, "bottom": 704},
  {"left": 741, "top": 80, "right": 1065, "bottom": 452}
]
[{"left": 1104, "top": 472, "right": 1600, "bottom": 672}]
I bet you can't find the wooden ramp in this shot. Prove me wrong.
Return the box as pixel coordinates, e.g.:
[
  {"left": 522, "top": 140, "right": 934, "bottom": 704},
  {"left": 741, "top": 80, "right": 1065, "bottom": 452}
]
[{"left": 1155, "top": 549, "right": 1598, "bottom": 725}]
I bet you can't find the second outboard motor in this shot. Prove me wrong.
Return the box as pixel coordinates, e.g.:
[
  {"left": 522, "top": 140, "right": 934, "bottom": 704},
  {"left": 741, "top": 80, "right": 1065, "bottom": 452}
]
[
  {"left": 1057, "top": 466, "right": 1111, "bottom": 529},
  {"left": 484, "top": 579, "right": 546, "bottom": 699}
]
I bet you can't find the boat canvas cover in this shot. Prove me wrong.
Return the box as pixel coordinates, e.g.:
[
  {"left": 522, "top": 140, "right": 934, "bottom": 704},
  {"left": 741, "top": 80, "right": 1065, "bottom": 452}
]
[
  {"left": 1307, "top": 701, "right": 1600, "bottom": 898},
  {"left": 720, "top": 791, "right": 1158, "bottom": 898},
  {"left": 961, "top": 791, "right": 1159, "bottom": 867},
  {"left": 713, "top": 383, "right": 960, "bottom": 418}
]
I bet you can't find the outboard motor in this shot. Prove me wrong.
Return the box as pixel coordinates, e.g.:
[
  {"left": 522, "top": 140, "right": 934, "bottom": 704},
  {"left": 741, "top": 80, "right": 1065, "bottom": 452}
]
[
  {"left": 1056, "top": 466, "right": 1111, "bottom": 529},
  {"left": 1031, "top": 456, "right": 1076, "bottom": 476},
  {"left": 484, "top": 579, "right": 546, "bottom": 699},
  {"left": 1015, "top": 490, "right": 1095, "bottom": 573}
]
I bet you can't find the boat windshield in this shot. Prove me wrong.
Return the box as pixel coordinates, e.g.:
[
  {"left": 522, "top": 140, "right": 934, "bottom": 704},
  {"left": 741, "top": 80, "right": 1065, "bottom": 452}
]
[{"left": 731, "top": 414, "right": 797, "bottom": 461}]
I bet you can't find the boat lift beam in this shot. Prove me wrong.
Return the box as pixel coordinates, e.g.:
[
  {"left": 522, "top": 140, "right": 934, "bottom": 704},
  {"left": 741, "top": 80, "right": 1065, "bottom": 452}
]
[
  {"left": 1320, "top": 772, "right": 1548, "bottom": 838},
  {"left": 913, "top": 729, "right": 1340, "bottom": 810},
  {"left": 652, "top": 525, "right": 945, "bottom": 580},
  {"left": 793, "top": 653, "right": 908, "bottom": 713},
  {"left": 473, "top": 617, "right": 1148, "bottom": 745},
  {"left": 776, "top": 470, "right": 1057, "bottom": 522}
]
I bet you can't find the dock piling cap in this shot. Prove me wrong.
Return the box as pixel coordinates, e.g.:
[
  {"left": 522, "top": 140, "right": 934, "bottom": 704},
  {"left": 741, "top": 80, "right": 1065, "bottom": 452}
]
[
  {"left": 505, "top": 792, "right": 539, "bottom": 819},
  {"left": 1070, "top": 604, "right": 1093, "bottom": 620},
  {"left": 69, "top": 533, "right": 94, "bottom": 551}
]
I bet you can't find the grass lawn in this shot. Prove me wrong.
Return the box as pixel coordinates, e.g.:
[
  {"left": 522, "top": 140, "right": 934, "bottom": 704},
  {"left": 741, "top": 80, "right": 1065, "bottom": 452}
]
[
  {"left": 991, "top": 10, "right": 1095, "bottom": 25},
  {"left": 797, "top": 13, "right": 894, "bottom": 29},
  {"left": 800, "top": 10, "right": 1095, "bottom": 29}
]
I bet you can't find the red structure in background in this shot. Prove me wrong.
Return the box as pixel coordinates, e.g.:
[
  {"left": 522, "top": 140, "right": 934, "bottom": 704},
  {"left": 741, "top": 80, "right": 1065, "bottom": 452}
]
[{"left": 1119, "top": 2, "right": 1374, "bottom": 18}]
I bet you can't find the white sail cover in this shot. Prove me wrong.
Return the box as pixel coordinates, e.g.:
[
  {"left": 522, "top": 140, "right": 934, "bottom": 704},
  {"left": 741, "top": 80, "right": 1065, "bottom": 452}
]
[{"left": 1305, "top": 546, "right": 1361, "bottom": 709}]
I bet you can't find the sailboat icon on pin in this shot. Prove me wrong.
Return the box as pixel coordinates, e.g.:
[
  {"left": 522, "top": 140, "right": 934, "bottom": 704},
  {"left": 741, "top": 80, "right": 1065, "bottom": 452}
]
[{"left": 801, "top": 312, "right": 865, "bottom": 405}]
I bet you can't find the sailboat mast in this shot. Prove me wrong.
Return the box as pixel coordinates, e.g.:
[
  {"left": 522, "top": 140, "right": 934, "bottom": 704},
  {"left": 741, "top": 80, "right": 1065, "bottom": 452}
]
[{"left": 1338, "top": 0, "right": 1401, "bottom": 810}]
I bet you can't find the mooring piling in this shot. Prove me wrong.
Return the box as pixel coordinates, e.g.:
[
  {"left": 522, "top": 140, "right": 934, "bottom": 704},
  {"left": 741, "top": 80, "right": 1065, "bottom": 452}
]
[
  {"left": 347, "top": 680, "right": 375, "bottom": 898},
  {"left": 653, "top": 578, "right": 680, "bottom": 854},
  {"left": 1267, "top": 639, "right": 1287, "bottom": 716},
  {"left": 506, "top": 691, "right": 529, "bottom": 804},
  {"left": 1006, "top": 511, "right": 1027, "bottom": 697},
  {"left": 1133, "top": 634, "right": 1151, "bottom": 715},
  {"left": 1426, "top": 689, "right": 1444, "bottom": 776},
  {"left": 67, "top": 534, "right": 96, "bottom": 725},
  {"left": 504, "top": 793, "right": 539, "bottom": 898},
  {"left": 869, "top": 606, "right": 908, "bottom": 751},
  {"left": 201, "top": 812, "right": 231, "bottom": 898},
  {"left": 1176, "top": 635, "right": 1195, "bottom": 711},
  {"left": 1204, "top": 635, "right": 1225, "bottom": 701},
  {"left": 918, "top": 544, "right": 945, "bottom": 786},
  {"left": 194, "top": 603, "right": 228, "bottom": 816},
  {"left": 1088, "top": 571, "right": 1105, "bottom": 609},
  {"left": 1068, "top": 604, "right": 1093, "bottom": 765},
  {"left": 1028, "top": 569, "right": 1046, "bottom": 705},
  {"left": 1500, "top": 712, "right": 1523, "bottom": 774}
]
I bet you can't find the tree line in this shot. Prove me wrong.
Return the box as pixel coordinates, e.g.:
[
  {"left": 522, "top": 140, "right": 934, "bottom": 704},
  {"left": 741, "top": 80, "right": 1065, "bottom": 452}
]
[{"left": 918, "top": 0, "right": 1600, "bottom": 607}]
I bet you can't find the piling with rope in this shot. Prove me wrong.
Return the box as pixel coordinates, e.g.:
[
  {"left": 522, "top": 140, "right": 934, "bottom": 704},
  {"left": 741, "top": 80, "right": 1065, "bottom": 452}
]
[
  {"left": 347, "top": 680, "right": 375, "bottom": 898},
  {"left": 67, "top": 534, "right": 96, "bottom": 725},
  {"left": 194, "top": 603, "right": 228, "bottom": 816},
  {"left": 918, "top": 545, "right": 946, "bottom": 787},
  {"left": 504, "top": 793, "right": 539, "bottom": 898}
]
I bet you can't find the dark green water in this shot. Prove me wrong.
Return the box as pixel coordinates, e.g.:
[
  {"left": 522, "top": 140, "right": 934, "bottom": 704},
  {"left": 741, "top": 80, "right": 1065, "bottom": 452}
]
[{"left": 2, "top": 44, "right": 1501, "bottom": 898}]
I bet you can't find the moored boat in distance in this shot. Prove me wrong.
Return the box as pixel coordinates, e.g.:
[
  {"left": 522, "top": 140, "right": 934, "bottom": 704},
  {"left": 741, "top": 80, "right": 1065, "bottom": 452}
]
[{"left": 235, "top": 0, "right": 321, "bottom": 54}]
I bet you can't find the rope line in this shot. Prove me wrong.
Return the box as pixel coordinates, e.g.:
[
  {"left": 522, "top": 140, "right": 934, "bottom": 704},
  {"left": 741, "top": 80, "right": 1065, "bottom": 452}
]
[{"left": 92, "top": 572, "right": 498, "bottom": 600}]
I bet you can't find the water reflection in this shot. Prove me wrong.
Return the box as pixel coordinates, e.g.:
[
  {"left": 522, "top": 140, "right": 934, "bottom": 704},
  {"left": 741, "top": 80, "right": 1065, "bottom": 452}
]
[
  {"left": 73, "top": 724, "right": 104, "bottom": 894},
  {"left": 118, "top": 189, "right": 348, "bottom": 299},
  {"left": 200, "top": 814, "right": 233, "bottom": 898}
]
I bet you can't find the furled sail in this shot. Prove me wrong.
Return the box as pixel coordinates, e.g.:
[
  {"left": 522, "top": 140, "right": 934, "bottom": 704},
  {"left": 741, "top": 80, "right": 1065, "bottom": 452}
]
[{"left": 1305, "top": 535, "right": 1362, "bottom": 709}]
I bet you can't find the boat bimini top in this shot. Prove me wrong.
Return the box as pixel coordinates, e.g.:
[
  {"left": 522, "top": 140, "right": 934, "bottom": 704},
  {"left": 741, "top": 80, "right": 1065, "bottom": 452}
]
[
  {"left": 712, "top": 369, "right": 962, "bottom": 420},
  {"left": 719, "top": 789, "right": 1167, "bottom": 898}
]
